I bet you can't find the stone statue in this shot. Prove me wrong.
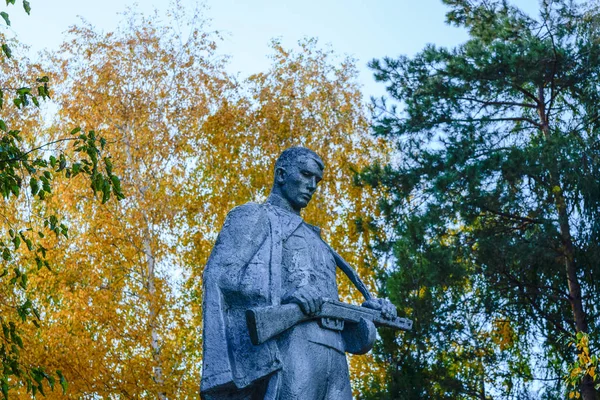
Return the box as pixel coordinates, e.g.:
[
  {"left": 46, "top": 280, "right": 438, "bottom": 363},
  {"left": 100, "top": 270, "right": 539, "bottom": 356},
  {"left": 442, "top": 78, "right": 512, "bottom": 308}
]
[{"left": 200, "top": 147, "right": 410, "bottom": 400}]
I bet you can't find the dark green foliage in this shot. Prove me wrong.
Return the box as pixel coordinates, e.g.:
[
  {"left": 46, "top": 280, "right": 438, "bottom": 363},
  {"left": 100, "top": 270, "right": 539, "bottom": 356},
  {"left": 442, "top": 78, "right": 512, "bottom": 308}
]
[{"left": 362, "top": 0, "right": 600, "bottom": 398}]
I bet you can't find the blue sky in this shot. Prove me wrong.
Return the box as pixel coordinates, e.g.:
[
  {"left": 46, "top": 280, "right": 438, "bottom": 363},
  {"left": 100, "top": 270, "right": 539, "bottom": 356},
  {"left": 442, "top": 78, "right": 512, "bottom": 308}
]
[{"left": 7, "top": 0, "right": 541, "bottom": 99}]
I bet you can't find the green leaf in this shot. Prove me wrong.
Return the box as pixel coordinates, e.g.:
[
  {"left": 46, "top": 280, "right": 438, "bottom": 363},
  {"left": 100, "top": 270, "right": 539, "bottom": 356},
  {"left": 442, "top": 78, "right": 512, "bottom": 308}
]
[
  {"left": 6, "top": 0, "right": 16, "bottom": 5},
  {"left": 13, "top": 332, "right": 22, "bottom": 348},
  {"left": 0, "top": 12, "right": 10, "bottom": 26},
  {"left": 72, "top": 163, "right": 81, "bottom": 175},
  {"left": 16, "top": 87, "right": 30, "bottom": 95},
  {"left": 57, "top": 370, "right": 67, "bottom": 394},
  {"left": 2, "top": 44, "right": 11, "bottom": 58},
  {"left": 1, "top": 380, "right": 7, "bottom": 400},
  {"left": 22, "top": 0, "right": 30, "bottom": 15},
  {"left": 60, "top": 224, "right": 68, "bottom": 239},
  {"left": 30, "top": 177, "right": 39, "bottom": 195},
  {"left": 46, "top": 373, "right": 55, "bottom": 390},
  {"left": 0, "top": 119, "right": 7, "bottom": 132},
  {"left": 58, "top": 155, "right": 66, "bottom": 171},
  {"left": 70, "top": 127, "right": 81, "bottom": 135},
  {"left": 38, "top": 84, "right": 48, "bottom": 98},
  {"left": 32, "top": 306, "right": 40, "bottom": 320}
]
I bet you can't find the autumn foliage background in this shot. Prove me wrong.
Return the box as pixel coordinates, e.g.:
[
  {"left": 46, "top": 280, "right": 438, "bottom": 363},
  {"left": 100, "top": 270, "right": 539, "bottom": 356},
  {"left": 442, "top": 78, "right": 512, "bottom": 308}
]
[{"left": 0, "top": 2, "right": 392, "bottom": 398}]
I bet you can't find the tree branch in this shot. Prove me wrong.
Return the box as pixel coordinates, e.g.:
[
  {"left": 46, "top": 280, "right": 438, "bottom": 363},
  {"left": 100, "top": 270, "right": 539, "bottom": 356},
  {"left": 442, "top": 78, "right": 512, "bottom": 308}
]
[
  {"left": 457, "top": 96, "right": 538, "bottom": 109},
  {"left": 0, "top": 137, "right": 79, "bottom": 164},
  {"left": 479, "top": 205, "right": 546, "bottom": 225},
  {"left": 512, "top": 85, "right": 541, "bottom": 106},
  {"left": 449, "top": 116, "right": 543, "bottom": 128}
]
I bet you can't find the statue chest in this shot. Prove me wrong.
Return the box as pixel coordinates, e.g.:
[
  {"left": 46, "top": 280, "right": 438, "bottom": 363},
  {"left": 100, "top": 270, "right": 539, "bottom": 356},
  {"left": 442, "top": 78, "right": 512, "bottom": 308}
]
[{"left": 281, "top": 223, "right": 338, "bottom": 298}]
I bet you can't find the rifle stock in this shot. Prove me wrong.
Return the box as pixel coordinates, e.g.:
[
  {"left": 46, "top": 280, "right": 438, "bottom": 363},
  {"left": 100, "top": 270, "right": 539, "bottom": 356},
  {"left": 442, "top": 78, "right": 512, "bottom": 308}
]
[{"left": 246, "top": 299, "right": 412, "bottom": 345}]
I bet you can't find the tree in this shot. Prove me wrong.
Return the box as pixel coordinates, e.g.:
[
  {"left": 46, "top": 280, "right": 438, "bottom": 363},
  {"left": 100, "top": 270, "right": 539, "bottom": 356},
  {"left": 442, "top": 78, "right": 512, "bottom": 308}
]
[
  {"left": 181, "top": 37, "right": 390, "bottom": 396},
  {"left": 0, "top": 1, "right": 122, "bottom": 397},
  {"left": 22, "top": 4, "right": 226, "bottom": 398},
  {"left": 16, "top": 8, "right": 389, "bottom": 399},
  {"left": 361, "top": 0, "right": 600, "bottom": 398}
]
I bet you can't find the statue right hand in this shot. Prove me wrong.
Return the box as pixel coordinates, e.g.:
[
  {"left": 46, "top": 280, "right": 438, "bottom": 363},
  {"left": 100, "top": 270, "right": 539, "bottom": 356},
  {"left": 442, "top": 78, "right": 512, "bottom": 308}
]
[{"left": 285, "top": 285, "right": 324, "bottom": 316}]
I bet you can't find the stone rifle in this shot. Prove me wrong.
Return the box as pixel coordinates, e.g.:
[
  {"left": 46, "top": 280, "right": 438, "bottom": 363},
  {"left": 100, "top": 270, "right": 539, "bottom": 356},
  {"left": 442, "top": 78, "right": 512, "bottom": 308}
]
[{"left": 246, "top": 298, "right": 413, "bottom": 347}]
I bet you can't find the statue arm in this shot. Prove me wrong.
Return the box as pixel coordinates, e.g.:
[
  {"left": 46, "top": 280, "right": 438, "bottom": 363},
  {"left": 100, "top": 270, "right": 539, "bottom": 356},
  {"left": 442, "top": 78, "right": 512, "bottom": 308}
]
[
  {"left": 328, "top": 246, "right": 373, "bottom": 302},
  {"left": 327, "top": 246, "right": 398, "bottom": 320}
]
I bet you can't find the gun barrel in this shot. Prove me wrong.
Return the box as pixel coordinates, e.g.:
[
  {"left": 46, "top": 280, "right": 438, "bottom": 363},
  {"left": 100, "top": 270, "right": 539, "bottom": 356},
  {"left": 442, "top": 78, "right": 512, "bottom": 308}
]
[{"left": 321, "top": 300, "right": 413, "bottom": 331}]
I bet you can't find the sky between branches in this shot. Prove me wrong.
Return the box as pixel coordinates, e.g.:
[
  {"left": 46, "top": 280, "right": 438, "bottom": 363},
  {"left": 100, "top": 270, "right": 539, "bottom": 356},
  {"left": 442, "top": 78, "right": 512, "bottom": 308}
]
[{"left": 6, "top": 0, "right": 542, "bottom": 100}]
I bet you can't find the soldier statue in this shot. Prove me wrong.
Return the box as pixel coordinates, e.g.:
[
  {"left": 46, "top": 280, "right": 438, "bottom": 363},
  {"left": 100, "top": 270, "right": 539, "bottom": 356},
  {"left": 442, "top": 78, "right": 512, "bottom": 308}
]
[{"left": 200, "top": 147, "right": 411, "bottom": 400}]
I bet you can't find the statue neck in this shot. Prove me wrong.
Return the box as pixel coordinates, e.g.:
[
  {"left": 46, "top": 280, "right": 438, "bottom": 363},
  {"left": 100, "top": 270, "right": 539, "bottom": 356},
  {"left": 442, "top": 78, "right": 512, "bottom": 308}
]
[{"left": 266, "top": 192, "right": 300, "bottom": 216}]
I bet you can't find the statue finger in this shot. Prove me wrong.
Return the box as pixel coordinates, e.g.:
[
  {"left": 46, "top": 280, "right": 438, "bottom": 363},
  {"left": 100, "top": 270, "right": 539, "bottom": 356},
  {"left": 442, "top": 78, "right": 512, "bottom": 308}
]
[
  {"left": 382, "top": 303, "right": 391, "bottom": 317},
  {"left": 384, "top": 303, "right": 397, "bottom": 319},
  {"left": 295, "top": 293, "right": 311, "bottom": 315},
  {"left": 298, "top": 290, "right": 317, "bottom": 315},
  {"left": 314, "top": 295, "right": 323, "bottom": 313},
  {"left": 306, "top": 294, "right": 317, "bottom": 315},
  {"left": 309, "top": 286, "right": 324, "bottom": 311}
]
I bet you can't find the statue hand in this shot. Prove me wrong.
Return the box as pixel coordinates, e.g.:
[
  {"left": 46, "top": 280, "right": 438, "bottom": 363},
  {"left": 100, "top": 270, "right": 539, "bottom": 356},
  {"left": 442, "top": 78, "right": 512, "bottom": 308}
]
[
  {"left": 362, "top": 298, "right": 397, "bottom": 320},
  {"left": 286, "top": 285, "right": 324, "bottom": 316}
]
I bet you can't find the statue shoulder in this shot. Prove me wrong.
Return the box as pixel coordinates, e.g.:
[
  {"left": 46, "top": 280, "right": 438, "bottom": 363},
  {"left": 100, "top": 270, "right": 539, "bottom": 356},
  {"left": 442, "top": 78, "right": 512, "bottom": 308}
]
[
  {"left": 205, "top": 202, "right": 272, "bottom": 285},
  {"left": 225, "top": 202, "right": 269, "bottom": 227},
  {"left": 214, "top": 202, "right": 271, "bottom": 251}
]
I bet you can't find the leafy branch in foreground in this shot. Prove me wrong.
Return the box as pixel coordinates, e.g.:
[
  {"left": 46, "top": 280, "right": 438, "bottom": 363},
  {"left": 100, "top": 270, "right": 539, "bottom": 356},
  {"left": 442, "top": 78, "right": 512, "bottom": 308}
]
[{"left": 0, "top": 1, "right": 123, "bottom": 397}]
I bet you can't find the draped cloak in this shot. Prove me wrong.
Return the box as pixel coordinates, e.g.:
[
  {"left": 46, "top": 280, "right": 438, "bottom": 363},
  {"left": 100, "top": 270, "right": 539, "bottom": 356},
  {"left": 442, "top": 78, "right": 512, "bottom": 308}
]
[{"left": 200, "top": 202, "right": 304, "bottom": 394}]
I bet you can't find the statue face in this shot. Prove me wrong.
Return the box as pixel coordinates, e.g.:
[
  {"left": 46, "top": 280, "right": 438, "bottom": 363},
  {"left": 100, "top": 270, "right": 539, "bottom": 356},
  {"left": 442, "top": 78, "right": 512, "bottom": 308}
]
[{"left": 278, "top": 156, "right": 323, "bottom": 211}]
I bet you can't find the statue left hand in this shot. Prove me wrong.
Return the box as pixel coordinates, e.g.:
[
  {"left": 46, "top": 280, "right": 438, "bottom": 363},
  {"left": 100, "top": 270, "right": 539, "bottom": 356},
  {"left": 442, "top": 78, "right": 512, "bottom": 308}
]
[{"left": 361, "top": 298, "right": 397, "bottom": 320}]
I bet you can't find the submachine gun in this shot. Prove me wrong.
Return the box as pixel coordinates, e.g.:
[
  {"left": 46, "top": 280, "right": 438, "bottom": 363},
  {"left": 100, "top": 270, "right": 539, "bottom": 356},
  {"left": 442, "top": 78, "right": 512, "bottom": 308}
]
[{"left": 246, "top": 298, "right": 413, "bottom": 347}]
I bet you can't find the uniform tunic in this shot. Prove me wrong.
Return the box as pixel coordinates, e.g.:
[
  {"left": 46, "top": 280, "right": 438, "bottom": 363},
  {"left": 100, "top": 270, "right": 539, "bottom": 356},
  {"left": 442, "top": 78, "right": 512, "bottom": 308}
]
[{"left": 275, "top": 206, "right": 352, "bottom": 400}]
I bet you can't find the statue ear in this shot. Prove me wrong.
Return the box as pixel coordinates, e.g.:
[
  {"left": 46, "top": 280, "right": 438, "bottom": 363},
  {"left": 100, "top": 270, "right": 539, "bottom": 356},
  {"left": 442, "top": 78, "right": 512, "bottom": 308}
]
[{"left": 275, "top": 167, "right": 286, "bottom": 185}]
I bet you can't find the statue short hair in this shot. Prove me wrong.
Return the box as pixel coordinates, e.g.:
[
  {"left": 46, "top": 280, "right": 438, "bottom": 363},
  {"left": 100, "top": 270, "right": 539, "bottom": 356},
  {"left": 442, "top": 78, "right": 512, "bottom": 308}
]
[{"left": 274, "top": 147, "right": 324, "bottom": 173}]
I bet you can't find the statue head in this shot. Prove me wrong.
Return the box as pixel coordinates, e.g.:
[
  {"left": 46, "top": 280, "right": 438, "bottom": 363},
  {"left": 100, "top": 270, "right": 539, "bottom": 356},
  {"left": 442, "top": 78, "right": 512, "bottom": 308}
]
[{"left": 271, "top": 147, "right": 324, "bottom": 213}]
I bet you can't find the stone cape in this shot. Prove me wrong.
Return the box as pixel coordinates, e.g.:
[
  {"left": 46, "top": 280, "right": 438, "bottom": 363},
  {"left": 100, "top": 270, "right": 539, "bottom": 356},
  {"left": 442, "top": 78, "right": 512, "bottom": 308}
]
[{"left": 201, "top": 201, "right": 310, "bottom": 394}]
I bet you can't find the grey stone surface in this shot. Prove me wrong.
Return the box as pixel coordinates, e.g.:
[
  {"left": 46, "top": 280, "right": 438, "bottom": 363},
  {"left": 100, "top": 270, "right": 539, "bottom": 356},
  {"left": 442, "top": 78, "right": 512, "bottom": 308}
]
[{"left": 200, "top": 147, "right": 407, "bottom": 400}]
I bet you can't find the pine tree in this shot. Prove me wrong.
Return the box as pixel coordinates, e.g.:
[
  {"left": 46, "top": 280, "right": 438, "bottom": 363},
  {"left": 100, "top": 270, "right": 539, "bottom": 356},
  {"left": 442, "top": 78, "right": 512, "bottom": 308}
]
[{"left": 362, "top": 0, "right": 600, "bottom": 398}]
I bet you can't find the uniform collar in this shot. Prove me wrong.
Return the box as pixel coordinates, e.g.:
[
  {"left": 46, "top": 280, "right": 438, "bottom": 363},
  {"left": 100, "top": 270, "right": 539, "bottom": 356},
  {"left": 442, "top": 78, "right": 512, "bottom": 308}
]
[
  {"left": 265, "top": 194, "right": 323, "bottom": 239},
  {"left": 265, "top": 193, "right": 298, "bottom": 214}
]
